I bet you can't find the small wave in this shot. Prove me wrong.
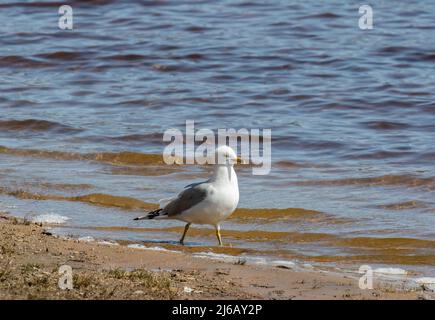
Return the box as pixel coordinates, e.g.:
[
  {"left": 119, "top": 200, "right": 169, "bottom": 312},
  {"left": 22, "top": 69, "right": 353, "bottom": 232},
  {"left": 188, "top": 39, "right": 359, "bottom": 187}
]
[
  {"left": 415, "top": 277, "right": 435, "bottom": 291},
  {"left": 416, "top": 277, "right": 435, "bottom": 284},
  {"left": 69, "top": 133, "right": 166, "bottom": 149},
  {"left": 264, "top": 64, "right": 295, "bottom": 71},
  {"left": 151, "top": 64, "right": 192, "bottom": 72},
  {"left": 78, "top": 236, "right": 95, "bottom": 242},
  {"left": 344, "top": 151, "right": 416, "bottom": 160},
  {"left": 156, "top": 45, "right": 180, "bottom": 51},
  {"left": 31, "top": 214, "right": 70, "bottom": 224},
  {"left": 116, "top": 238, "right": 253, "bottom": 256},
  {"left": 193, "top": 252, "right": 275, "bottom": 267},
  {"left": 116, "top": 99, "right": 153, "bottom": 107},
  {"left": 0, "top": 0, "right": 117, "bottom": 9},
  {"left": 84, "top": 227, "right": 435, "bottom": 267},
  {"left": 232, "top": 208, "right": 351, "bottom": 224},
  {"left": 273, "top": 137, "right": 346, "bottom": 151},
  {"left": 0, "top": 55, "right": 51, "bottom": 68},
  {"left": 295, "top": 175, "right": 435, "bottom": 188},
  {"left": 36, "top": 51, "right": 89, "bottom": 61},
  {"left": 98, "top": 226, "right": 337, "bottom": 243},
  {"left": 420, "top": 54, "right": 435, "bottom": 61},
  {"left": 39, "top": 182, "right": 93, "bottom": 191},
  {"left": 407, "top": 52, "right": 435, "bottom": 62},
  {"left": 362, "top": 121, "right": 410, "bottom": 130},
  {"left": 379, "top": 46, "right": 413, "bottom": 54},
  {"left": 71, "top": 193, "right": 156, "bottom": 210},
  {"left": 274, "top": 160, "right": 303, "bottom": 168},
  {"left": 0, "top": 144, "right": 262, "bottom": 170},
  {"left": 97, "top": 240, "right": 119, "bottom": 246},
  {"left": 184, "top": 26, "right": 209, "bottom": 33},
  {"left": 127, "top": 244, "right": 176, "bottom": 253},
  {"left": 90, "top": 152, "right": 163, "bottom": 166},
  {"left": 172, "top": 53, "right": 205, "bottom": 61},
  {"left": 127, "top": 244, "right": 147, "bottom": 250},
  {"left": 301, "top": 12, "right": 341, "bottom": 19},
  {"left": 304, "top": 254, "right": 435, "bottom": 266},
  {"left": 0, "top": 145, "right": 163, "bottom": 166},
  {"left": 0, "top": 184, "right": 348, "bottom": 224},
  {"left": 0, "top": 119, "right": 81, "bottom": 134},
  {"left": 289, "top": 94, "right": 313, "bottom": 100},
  {"left": 192, "top": 252, "right": 300, "bottom": 270},
  {"left": 0, "top": 187, "right": 66, "bottom": 202},
  {"left": 103, "top": 54, "right": 146, "bottom": 61},
  {"left": 275, "top": 160, "right": 331, "bottom": 169},
  {"left": 378, "top": 200, "right": 428, "bottom": 210},
  {"left": 421, "top": 152, "right": 435, "bottom": 161},
  {"left": 104, "top": 132, "right": 163, "bottom": 144},
  {"left": 109, "top": 166, "right": 180, "bottom": 176},
  {"left": 333, "top": 237, "right": 435, "bottom": 249},
  {"left": 0, "top": 187, "right": 156, "bottom": 210},
  {"left": 374, "top": 268, "right": 407, "bottom": 276}
]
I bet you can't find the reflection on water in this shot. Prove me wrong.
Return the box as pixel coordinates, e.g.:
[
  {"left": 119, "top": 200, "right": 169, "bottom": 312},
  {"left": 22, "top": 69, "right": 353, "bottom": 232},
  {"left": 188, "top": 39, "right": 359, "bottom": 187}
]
[{"left": 0, "top": 0, "right": 435, "bottom": 274}]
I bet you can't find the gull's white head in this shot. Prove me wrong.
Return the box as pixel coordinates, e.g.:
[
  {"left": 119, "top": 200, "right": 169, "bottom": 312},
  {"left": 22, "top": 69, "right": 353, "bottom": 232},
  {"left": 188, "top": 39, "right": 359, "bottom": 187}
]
[{"left": 215, "top": 145, "right": 239, "bottom": 166}]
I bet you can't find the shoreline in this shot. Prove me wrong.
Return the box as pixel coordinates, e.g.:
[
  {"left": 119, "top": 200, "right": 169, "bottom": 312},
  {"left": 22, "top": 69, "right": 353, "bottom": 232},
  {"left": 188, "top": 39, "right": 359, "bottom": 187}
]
[{"left": 0, "top": 213, "right": 432, "bottom": 300}]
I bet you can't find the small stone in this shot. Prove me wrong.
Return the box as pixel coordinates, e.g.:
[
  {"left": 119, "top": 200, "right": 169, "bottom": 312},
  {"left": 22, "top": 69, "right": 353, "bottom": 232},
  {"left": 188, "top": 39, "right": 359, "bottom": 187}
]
[{"left": 183, "top": 286, "right": 193, "bottom": 294}]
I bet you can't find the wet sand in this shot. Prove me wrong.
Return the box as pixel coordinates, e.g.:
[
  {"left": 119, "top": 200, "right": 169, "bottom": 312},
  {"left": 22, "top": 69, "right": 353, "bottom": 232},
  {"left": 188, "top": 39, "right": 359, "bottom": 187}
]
[{"left": 0, "top": 213, "right": 432, "bottom": 300}]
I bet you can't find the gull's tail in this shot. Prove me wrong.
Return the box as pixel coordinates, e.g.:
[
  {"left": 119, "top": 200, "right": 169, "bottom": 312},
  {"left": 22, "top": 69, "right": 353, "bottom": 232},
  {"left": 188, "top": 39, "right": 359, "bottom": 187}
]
[
  {"left": 134, "top": 196, "right": 173, "bottom": 220},
  {"left": 133, "top": 208, "right": 167, "bottom": 220}
]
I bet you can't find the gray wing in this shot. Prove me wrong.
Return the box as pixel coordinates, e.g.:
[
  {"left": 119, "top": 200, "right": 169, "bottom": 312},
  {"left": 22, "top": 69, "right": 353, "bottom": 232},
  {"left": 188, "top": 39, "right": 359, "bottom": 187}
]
[
  {"left": 184, "top": 180, "right": 209, "bottom": 189},
  {"left": 163, "top": 182, "right": 209, "bottom": 217}
]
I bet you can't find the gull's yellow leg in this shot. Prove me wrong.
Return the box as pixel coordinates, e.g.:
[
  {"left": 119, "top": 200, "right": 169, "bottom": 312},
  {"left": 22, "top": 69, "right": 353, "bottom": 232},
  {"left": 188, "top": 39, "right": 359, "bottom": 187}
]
[
  {"left": 215, "top": 225, "right": 223, "bottom": 246},
  {"left": 179, "top": 223, "right": 191, "bottom": 245}
]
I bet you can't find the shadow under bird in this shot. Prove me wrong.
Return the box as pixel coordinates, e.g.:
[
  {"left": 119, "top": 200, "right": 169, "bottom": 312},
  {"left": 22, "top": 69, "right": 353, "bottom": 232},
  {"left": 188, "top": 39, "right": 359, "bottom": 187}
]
[{"left": 134, "top": 145, "right": 241, "bottom": 246}]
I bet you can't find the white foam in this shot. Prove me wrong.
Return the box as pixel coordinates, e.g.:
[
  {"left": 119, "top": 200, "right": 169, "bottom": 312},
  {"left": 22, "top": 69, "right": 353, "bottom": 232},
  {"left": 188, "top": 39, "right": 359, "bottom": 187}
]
[
  {"left": 415, "top": 278, "right": 435, "bottom": 292},
  {"left": 374, "top": 268, "right": 407, "bottom": 275},
  {"left": 193, "top": 251, "right": 239, "bottom": 263},
  {"left": 31, "top": 214, "right": 70, "bottom": 224},
  {"left": 149, "top": 246, "right": 177, "bottom": 252},
  {"left": 415, "top": 277, "right": 435, "bottom": 285},
  {"left": 192, "top": 252, "right": 298, "bottom": 270},
  {"left": 127, "top": 244, "right": 146, "bottom": 249},
  {"left": 78, "top": 236, "right": 95, "bottom": 242},
  {"left": 127, "top": 244, "right": 176, "bottom": 253},
  {"left": 97, "top": 241, "right": 119, "bottom": 246}
]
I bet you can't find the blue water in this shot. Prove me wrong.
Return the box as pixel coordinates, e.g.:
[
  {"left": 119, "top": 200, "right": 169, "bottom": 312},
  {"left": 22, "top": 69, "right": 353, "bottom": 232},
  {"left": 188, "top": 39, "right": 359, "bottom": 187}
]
[{"left": 0, "top": 0, "right": 434, "bottom": 272}]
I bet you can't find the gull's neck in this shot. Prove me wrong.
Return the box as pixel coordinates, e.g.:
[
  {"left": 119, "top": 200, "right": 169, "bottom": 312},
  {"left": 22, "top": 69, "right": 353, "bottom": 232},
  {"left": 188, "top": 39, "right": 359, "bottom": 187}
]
[{"left": 211, "top": 164, "right": 238, "bottom": 185}]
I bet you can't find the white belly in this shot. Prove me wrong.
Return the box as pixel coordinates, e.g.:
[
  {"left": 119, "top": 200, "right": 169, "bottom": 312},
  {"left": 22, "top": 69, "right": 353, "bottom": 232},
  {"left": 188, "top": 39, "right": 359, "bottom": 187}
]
[{"left": 176, "top": 184, "right": 239, "bottom": 226}]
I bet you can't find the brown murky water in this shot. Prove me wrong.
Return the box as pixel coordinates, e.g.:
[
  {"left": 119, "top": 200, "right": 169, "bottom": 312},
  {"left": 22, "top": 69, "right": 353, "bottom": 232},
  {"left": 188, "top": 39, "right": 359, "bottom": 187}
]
[{"left": 0, "top": 0, "right": 434, "bottom": 275}]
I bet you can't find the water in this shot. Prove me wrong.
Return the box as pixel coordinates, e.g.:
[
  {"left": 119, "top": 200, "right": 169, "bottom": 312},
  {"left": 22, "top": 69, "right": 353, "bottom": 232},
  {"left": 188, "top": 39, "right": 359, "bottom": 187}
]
[{"left": 1, "top": 0, "right": 434, "bottom": 274}]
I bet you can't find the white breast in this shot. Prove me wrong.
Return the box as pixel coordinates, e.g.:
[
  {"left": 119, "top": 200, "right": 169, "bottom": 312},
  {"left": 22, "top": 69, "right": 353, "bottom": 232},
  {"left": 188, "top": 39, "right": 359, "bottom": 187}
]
[{"left": 176, "top": 166, "right": 239, "bottom": 226}]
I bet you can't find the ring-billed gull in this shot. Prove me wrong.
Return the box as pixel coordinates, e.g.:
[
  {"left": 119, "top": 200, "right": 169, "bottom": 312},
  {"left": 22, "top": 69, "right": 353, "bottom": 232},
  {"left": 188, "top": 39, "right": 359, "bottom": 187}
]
[{"left": 134, "top": 145, "right": 240, "bottom": 246}]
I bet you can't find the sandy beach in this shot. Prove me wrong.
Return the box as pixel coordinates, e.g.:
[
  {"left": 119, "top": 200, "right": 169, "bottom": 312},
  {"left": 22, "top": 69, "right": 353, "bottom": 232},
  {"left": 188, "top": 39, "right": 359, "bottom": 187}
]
[
  {"left": 1, "top": 0, "right": 434, "bottom": 307},
  {"left": 0, "top": 213, "right": 432, "bottom": 300}
]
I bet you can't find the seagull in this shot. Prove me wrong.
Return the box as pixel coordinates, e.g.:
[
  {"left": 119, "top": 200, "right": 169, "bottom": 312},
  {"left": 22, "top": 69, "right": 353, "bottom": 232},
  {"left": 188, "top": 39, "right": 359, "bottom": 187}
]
[{"left": 134, "top": 145, "right": 240, "bottom": 246}]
